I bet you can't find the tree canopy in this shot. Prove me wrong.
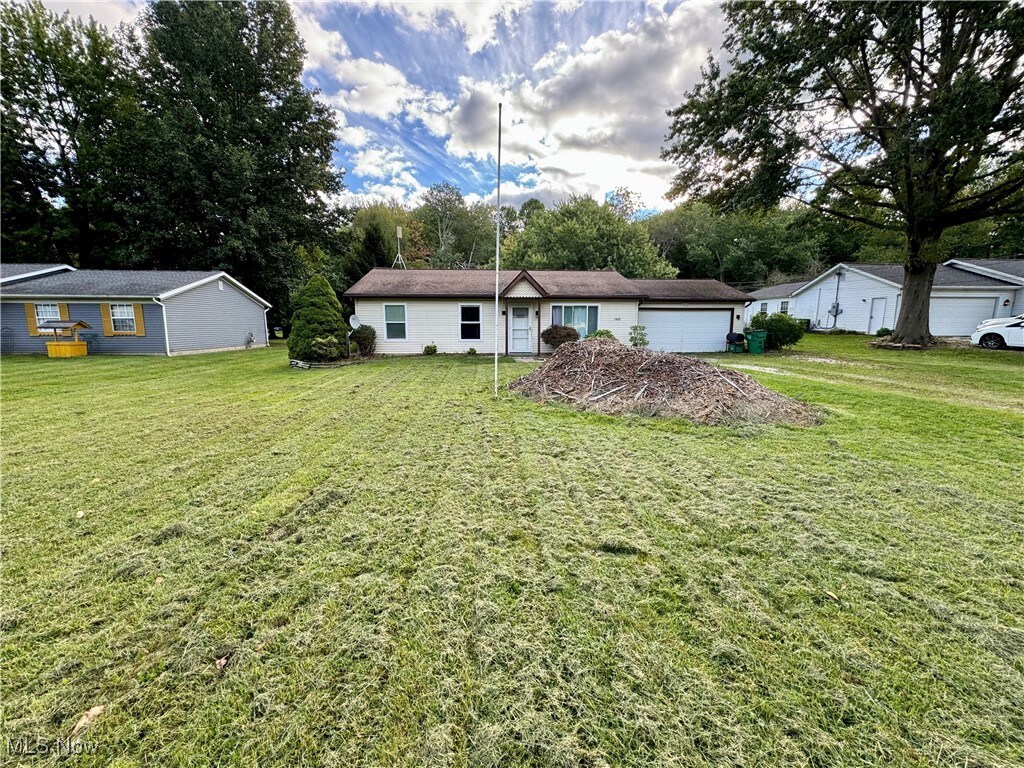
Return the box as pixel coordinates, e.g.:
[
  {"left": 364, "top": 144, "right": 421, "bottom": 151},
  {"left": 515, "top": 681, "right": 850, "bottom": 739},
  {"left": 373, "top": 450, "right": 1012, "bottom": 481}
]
[
  {"left": 663, "top": 1, "right": 1024, "bottom": 344},
  {"left": 1, "top": 0, "right": 342, "bottom": 324},
  {"left": 502, "top": 196, "right": 676, "bottom": 278}
]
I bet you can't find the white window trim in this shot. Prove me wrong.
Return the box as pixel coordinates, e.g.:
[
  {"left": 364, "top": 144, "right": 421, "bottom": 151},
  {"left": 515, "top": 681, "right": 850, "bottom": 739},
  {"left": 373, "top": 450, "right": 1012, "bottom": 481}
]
[
  {"left": 550, "top": 304, "right": 600, "bottom": 337},
  {"left": 459, "top": 303, "right": 482, "bottom": 341},
  {"left": 759, "top": 302, "right": 768, "bottom": 314},
  {"left": 383, "top": 303, "right": 407, "bottom": 340},
  {"left": 34, "top": 303, "right": 60, "bottom": 325},
  {"left": 779, "top": 300, "right": 790, "bottom": 315},
  {"left": 110, "top": 303, "right": 137, "bottom": 334}
]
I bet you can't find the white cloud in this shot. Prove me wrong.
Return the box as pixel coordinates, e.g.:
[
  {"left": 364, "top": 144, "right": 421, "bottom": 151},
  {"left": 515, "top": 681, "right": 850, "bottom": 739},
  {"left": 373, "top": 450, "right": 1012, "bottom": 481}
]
[
  {"left": 444, "top": 1, "right": 724, "bottom": 210},
  {"left": 369, "top": 1, "right": 532, "bottom": 55},
  {"left": 553, "top": 0, "right": 582, "bottom": 14},
  {"left": 351, "top": 145, "right": 410, "bottom": 179},
  {"left": 339, "top": 126, "right": 371, "bottom": 148},
  {"left": 292, "top": 3, "right": 350, "bottom": 73},
  {"left": 42, "top": 1, "right": 144, "bottom": 29}
]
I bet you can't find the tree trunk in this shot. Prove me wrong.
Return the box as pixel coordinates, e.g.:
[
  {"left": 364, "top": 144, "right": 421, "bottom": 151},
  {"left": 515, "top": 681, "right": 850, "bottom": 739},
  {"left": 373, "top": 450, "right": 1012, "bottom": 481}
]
[{"left": 889, "top": 235, "right": 940, "bottom": 346}]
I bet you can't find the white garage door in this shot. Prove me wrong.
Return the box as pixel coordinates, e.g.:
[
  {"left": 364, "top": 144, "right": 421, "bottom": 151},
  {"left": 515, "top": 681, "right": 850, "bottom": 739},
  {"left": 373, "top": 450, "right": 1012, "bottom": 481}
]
[
  {"left": 637, "top": 309, "right": 732, "bottom": 353},
  {"left": 928, "top": 297, "right": 998, "bottom": 336}
]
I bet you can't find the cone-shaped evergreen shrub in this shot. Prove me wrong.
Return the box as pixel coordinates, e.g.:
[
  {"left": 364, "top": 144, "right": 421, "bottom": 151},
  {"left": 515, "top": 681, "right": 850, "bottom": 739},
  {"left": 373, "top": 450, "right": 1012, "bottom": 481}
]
[{"left": 288, "top": 275, "right": 349, "bottom": 362}]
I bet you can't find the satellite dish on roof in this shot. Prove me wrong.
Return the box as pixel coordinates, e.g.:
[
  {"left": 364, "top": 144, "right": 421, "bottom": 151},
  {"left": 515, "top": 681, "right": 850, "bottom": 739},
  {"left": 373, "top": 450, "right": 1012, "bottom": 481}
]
[{"left": 349, "top": 315, "right": 361, "bottom": 330}]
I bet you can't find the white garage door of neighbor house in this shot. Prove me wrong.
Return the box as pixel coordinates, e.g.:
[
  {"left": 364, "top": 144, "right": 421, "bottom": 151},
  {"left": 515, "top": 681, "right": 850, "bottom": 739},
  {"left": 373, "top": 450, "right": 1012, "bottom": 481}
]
[
  {"left": 638, "top": 309, "right": 732, "bottom": 353},
  {"left": 928, "top": 297, "right": 999, "bottom": 336}
]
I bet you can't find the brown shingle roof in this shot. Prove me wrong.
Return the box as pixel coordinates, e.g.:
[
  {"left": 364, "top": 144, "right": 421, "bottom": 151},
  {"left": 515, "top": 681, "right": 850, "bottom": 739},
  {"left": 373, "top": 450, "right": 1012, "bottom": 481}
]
[
  {"left": 344, "top": 268, "right": 644, "bottom": 299},
  {"left": 631, "top": 278, "right": 753, "bottom": 302}
]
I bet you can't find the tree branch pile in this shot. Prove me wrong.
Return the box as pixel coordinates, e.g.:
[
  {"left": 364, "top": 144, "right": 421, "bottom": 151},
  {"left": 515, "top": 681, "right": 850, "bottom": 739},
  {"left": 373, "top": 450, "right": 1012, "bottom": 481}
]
[{"left": 509, "top": 339, "right": 818, "bottom": 426}]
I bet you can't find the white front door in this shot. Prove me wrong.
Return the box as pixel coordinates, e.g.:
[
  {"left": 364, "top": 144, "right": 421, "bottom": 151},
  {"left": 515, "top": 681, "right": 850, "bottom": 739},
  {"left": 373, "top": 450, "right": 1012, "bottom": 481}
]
[
  {"left": 511, "top": 306, "right": 532, "bottom": 353},
  {"left": 868, "top": 297, "right": 887, "bottom": 333}
]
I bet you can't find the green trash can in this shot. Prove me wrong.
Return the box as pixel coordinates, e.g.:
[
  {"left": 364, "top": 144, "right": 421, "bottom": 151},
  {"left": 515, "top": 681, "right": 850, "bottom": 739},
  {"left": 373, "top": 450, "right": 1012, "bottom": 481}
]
[{"left": 746, "top": 329, "right": 768, "bottom": 355}]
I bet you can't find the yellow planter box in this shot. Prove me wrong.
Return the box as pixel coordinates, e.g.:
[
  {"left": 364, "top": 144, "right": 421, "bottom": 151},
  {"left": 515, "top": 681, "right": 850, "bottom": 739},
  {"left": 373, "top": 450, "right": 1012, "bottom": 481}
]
[{"left": 46, "top": 341, "right": 88, "bottom": 358}]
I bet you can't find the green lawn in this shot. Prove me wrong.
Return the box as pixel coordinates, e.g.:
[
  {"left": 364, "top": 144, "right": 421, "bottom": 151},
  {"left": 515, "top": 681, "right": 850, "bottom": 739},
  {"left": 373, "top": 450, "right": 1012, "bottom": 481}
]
[{"left": 1, "top": 336, "right": 1021, "bottom": 767}]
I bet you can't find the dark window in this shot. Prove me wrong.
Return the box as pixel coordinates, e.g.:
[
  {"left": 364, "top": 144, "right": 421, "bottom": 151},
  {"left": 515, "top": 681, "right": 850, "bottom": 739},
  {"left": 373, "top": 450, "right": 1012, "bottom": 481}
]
[{"left": 460, "top": 305, "right": 481, "bottom": 340}]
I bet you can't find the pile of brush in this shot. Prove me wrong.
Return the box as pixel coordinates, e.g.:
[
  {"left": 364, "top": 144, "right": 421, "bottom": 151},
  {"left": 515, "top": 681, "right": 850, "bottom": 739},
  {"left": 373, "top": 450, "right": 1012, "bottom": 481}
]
[{"left": 509, "top": 338, "right": 817, "bottom": 426}]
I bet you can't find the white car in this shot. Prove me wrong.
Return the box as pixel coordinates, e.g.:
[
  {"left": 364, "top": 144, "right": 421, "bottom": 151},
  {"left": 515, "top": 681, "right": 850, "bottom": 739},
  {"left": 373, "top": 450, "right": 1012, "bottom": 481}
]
[{"left": 970, "top": 314, "right": 1024, "bottom": 349}]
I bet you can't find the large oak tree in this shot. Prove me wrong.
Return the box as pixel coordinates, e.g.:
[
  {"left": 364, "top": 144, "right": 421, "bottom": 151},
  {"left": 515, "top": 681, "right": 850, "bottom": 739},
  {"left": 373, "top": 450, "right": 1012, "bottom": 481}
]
[{"left": 663, "top": 1, "right": 1024, "bottom": 344}]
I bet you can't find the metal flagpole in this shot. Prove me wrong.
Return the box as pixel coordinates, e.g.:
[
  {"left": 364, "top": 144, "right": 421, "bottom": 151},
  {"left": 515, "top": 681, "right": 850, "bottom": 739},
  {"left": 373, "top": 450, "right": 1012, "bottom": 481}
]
[{"left": 493, "top": 102, "right": 502, "bottom": 399}]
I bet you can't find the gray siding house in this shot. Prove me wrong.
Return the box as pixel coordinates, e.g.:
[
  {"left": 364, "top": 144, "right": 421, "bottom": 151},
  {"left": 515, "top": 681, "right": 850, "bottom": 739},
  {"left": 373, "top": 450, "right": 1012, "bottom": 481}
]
[{"left": 1, "top": 264, "right": 270, "bottom": 355}]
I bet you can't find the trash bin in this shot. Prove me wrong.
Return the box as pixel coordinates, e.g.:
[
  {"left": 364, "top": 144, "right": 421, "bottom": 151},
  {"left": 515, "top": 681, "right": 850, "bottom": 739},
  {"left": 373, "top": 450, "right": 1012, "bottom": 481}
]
[
  {"left": 746, "top": 329, "right": 768, "bottom": 355},
  {"left": 726, "top": 332, "right": 746, "bottom": 353}
]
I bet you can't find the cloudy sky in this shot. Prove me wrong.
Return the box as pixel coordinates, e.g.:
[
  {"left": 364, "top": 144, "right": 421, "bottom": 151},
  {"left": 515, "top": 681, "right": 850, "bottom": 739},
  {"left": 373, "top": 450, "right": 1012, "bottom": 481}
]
[{"left": 47, "top": 1, "right": 724, "bottom": 210}]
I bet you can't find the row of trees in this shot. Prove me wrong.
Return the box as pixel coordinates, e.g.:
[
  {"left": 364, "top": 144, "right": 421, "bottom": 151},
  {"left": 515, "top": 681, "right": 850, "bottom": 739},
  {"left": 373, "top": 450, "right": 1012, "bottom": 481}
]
[
  {"left": 323, "top": 186, "right": 1020, "bottom": 307},
  {"left": 5, "top": 1, "right": 1019, "bottom": 344},
  {"left": 1, "top": 1, "right": 340, "bottom": 321}
]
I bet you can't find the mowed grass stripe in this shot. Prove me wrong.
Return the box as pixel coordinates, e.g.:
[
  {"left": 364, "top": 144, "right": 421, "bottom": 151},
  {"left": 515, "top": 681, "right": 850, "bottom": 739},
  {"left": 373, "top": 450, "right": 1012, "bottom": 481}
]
[{"left": 1, "top": 337, "right": 1021, "bottom": 767}]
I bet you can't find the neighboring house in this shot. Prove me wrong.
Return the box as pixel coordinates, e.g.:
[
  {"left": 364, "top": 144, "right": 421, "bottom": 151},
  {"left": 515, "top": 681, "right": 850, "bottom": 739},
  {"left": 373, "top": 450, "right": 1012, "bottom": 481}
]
[
  {"left": 0, "top": 264, "right": 271, "bottom": 355},
  {"left": 743, "top": 281, "right": 805, "bottom": 324},
  {"left": 748, "top": 260, "right": 1023, "bottom": 336},
  {"left": 343, "top": 268, "right": 752, "bottom": 354}
]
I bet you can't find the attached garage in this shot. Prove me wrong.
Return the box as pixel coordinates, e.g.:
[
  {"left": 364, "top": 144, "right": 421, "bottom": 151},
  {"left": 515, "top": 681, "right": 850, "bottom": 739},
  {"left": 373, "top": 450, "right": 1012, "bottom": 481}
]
[
  {"left": 927, "top": 296, "right": 999, "bottom": 336},
  {"left": 630, "top": 279, "right": 752, "bottom": 354},
  {"left": 638, "top": 308, "right": 733, "bottom": 352}
]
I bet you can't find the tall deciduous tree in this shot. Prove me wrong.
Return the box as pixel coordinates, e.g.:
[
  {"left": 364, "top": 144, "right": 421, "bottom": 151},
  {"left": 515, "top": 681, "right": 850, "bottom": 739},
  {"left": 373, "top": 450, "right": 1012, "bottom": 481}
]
[
  {"left": 116, "top": 0, "right": 342, "bottom": 319},
  {"left": 0, "top": 1, "right": 133, "bottom": 264},
  {"left": 416, "top": 181, "right": 465, "bottom": 266},
  {"left": 663, "top": 2, "right": 1024, "bottom": 344},
  {"left": 503, "top": 196, "right": 676, "bottom": 278}
]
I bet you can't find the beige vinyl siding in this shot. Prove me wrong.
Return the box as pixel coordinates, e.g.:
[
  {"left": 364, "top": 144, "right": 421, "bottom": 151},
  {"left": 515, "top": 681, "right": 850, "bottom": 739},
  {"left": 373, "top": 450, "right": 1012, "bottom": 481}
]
[
  {"left": 539, "top": 299, "right": 638, "bottom": 353},
  {"left": 355, "top": 298, "right": 506, "bottom": 354},
  {"left": 506, "top": 281, "right": 542, "bottom": 298}
]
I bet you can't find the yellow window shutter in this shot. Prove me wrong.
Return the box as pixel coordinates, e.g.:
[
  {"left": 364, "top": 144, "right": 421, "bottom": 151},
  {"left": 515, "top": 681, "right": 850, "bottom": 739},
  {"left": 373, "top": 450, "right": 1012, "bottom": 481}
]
[
  {"left": 58, "top": 304, "right": 70, "bottom": 336},
  {"left": 24, "top": 304, "right": 39, "bottom": 336},
  {"left": 133, "top": 304, "right": 146, "bottom": 336},
  {"left": 100, "top": 304, "right": 114, "bottom": 336}
]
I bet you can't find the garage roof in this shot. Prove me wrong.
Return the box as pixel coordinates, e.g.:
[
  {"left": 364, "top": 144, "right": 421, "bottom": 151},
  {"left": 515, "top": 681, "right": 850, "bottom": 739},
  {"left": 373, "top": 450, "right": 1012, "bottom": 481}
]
[
  {"left": 853, "top": 263, "right": 1016, "bottom": 287},
  {"left": 749, "top": 281, "right": 806, "bottom": 300},
  {"left": 631, "top": 279, "right": 753, "bottom": 302}
]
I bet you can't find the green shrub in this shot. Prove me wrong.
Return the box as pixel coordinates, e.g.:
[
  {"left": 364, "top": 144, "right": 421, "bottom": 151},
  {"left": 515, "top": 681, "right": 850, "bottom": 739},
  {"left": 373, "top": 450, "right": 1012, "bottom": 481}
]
[
  {"left": 820, "top": 327, "right": 860, "bottom": 335},
  {"left": 350, "top": 324, "right": 377, "bottom": 356},
  {"left": 288, "top": 275, "right": 348, "bottom": 362},
  {"left": 467, "top": 347, "right": 477, "bottom": 355},
  {"left": 875, "top": 327, "right": 892, "bottom": 337},
  {"left": 586, "top": 329, "right": 617, "bottom": 340},
  {"left": 540, "top": 325, "right": 580, "bottom": 348},
  {"left": 308, "top": 336, "right": 343, "bottom": 362},
  {"left": 423, "top": 343, "right": 438, "bottom": 355},
  {"left": 748, "top": 312, "right": 805, "bottom": 350},
  {"left": 629, "top": 325, "right": 649, "bottom": 348}
]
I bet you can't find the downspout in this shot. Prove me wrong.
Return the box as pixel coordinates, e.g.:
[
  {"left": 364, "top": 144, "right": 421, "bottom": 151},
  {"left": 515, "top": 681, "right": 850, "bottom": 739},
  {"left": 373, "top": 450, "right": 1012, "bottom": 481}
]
[
  {"left": 537, "top": 302, "right": 541, "bottom": 355},
  {"left": 153, "top": 299, "right": 171, "bottom": 356},
  {"left": 263, "top": 307, "right": 270, "bottom": 347}
]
